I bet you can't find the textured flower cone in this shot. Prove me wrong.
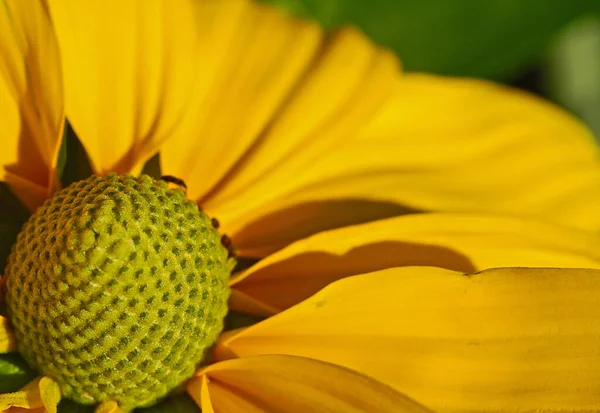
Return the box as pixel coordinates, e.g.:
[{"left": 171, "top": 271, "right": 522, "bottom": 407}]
[{"left": 4, "top": 174, "right": 232, "bottom": 411}]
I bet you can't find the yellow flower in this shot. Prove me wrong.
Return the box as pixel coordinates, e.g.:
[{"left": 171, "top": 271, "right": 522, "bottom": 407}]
[{"left": 2, "top": 0, "right": 600, "bottom": 412}]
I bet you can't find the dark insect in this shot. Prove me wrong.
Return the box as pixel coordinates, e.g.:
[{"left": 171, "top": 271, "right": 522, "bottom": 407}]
[
  {"left": 160, "top": 175, "right": 187, "bottom": 192},
  {"left": 221, "top": 234, "right": 232, "bottom": 248},
  {"left": 221, "top": 234, "right": 237, "bottom": 258}
]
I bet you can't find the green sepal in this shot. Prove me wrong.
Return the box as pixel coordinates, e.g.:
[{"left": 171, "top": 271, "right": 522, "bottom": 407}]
[
  {"left": 56, "top": 124, "right": 69, "bottom": 178},
  {"left": 60, "top": 121, "right": 94, "bottom": 187},
  {"left": 0, "top": 182, "right": 29, "bottom": 273},
  {"left": 141, "top": 153, "right": 162, "bottom": 180}
]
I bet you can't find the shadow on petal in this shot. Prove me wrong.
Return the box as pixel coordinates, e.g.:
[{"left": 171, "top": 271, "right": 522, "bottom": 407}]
[
  {"left": 232, "top": 198, "right": 420, "bottom": 257},
  {"left": 231, "top": 240, "right": 475, "bottom": 315}
]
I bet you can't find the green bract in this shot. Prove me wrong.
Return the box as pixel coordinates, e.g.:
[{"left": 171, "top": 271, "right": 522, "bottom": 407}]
[{"left": 4, "top": 174, "right": 232, "bottom": 411}]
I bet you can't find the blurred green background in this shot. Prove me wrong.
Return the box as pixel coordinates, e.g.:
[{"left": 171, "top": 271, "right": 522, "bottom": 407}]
[{"left": 263, "top": 0, "right": 600, "bottom": 137}]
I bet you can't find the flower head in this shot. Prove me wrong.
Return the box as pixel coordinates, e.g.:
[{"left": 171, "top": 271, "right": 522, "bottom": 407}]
[{"left": 2, "top": 0, "right": 600, "bottom": 412}]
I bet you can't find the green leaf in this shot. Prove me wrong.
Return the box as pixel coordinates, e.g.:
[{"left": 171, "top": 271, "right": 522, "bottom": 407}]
[
  {"left": 549, "top": 15, "right": 600, "bottom": 139},
  {"left": 262, "top": 0, "right": 596, "bottom": 79},
  {"left": 0, "top": 353, "right": 38, "bottom": 393}
]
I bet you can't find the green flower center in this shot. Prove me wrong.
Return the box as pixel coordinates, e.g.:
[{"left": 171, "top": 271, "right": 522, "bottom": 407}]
[{"left": 3, "top": 173, "right": 233, "bottom": 411}]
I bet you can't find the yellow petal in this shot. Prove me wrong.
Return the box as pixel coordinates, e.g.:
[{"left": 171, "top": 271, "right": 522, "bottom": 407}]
[
  {"left": 0, "top": 316, "right": 16, "bottom": 353},
  {"left": 47, "top": 0, "right": 200, "bottom": 175},
  {"left": 230, "top": 212, "right": 600, "bottom": 315},
  {"left": 95, "top": 400, "right": 124, "bottom": 413},
  {"left": 2, "top": 407, "right": 45, "bottom": 413},
  {"left": 229, "top": 288, "right": 281, "bottom": 316},
  {"left": 0, "top": 0, "right": 64, "bottom": 210},
  {"left": 219, "top": 267, "right": 600, "bottom": 412},
  {"left": 222, "top": 74, "right": 600, "bottom": 252},
  {"left": 189, "top": 355, "right": 432, "bottom": 413},
  {"left": 189, "top": 374, "right": 258, "bottom": 413},
  {"left": 160, "top": 0, "right": 324, "bottom": 202},
  {"left": 190, "top": 24, "right": 400, "bottom": 225},
  {"left": 0, "top": 376, "right": 60, "bottom": 413},
  {"left": 191, "top": 375, "right": 214, "bottom": 413}
]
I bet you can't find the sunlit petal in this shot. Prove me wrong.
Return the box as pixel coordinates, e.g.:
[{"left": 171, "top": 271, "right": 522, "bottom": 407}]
[
  {"left": 224, "top": 74, "right": 600, "bottom": 253},
  {"left": 194, "top": 24, "right": 400, "bottom": 231},
  {"left": 219, "top": 267, "right": 600, "bottom": 412},
  {"left": 0, "top": 0, "right": 64, "bottom": 210},
  {"left": 230, "top": 212, "right": 600, "bottom": 314},
  {"left": 0, "top": 316, "right": 16, "bottom": 353},
  {"left": 189, "top": 355, "right": 432, "bottom": 413},
  {"left": 160, "top": 0, "right": 324, "bottom": 202},
  {"left": 47, "top": 0, "right": 200, "bottom": 174}
]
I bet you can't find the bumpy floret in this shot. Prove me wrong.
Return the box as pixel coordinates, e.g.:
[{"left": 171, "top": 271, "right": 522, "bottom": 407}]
[{"left": 4, "top": 173, "right": 232, "bottom": 411}]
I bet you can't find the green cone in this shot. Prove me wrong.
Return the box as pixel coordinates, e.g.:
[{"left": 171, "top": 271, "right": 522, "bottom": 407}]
[{"left": 4, "top": 174, "right": 232, "bottom": 411}]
